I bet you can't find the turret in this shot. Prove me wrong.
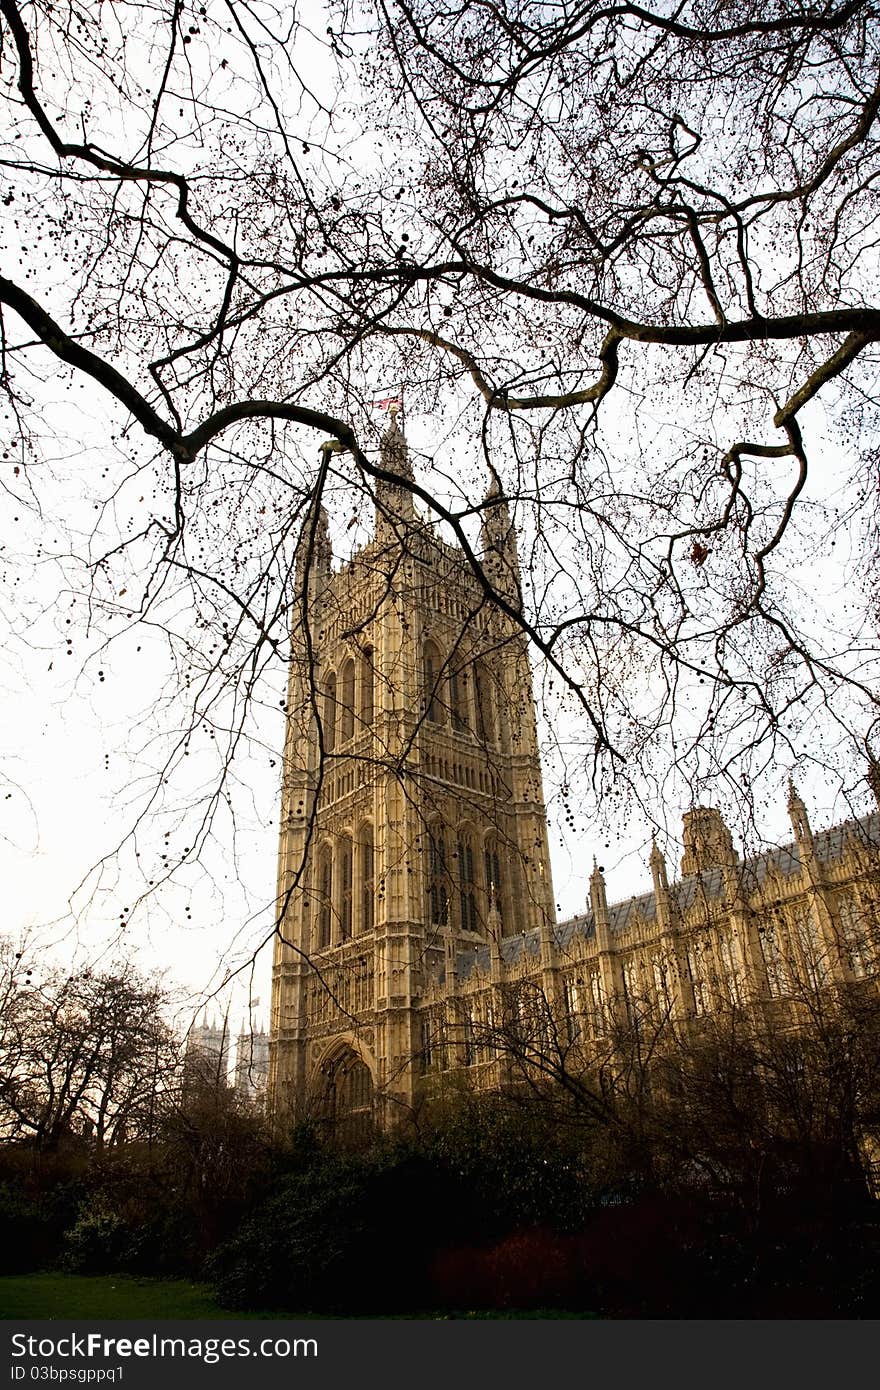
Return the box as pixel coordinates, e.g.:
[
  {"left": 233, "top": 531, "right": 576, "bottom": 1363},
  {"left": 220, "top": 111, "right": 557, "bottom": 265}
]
[{"left": 681, "top": 806, "right": 737, "bottom": 876}]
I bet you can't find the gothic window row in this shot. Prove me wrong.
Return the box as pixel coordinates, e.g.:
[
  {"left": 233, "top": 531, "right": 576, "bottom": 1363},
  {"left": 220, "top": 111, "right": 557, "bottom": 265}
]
[
  {"left": 321, "top": 649, "right": 375, "bottom": 752},
  {"left": 425, "top": 822, "right": 511, "bottom": 935},
  {"left": 422, "top": 641, "right": 506, "bottom": 747},
  {"left": 313, "top": 824, "right": 375, "bottom": 950}
]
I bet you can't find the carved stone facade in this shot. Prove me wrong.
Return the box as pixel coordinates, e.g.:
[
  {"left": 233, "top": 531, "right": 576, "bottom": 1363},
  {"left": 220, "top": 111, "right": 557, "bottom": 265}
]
[
  {"left": 269, "top": 413, "right": 555, "bottom": 1125},
  {"left": 420, "top": 796, "right": 880, "bottom": 1086},
  {"left": 269, "top": 415, "right": 880, "bottom": 1128}
]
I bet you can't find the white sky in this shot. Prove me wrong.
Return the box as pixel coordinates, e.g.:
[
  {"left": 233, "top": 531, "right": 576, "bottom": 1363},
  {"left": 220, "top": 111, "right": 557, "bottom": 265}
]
[
  {"left": 2, "top": 382, "right": 873, "bottom": 1044},
  {"left": 1, "top": 3, "right": 877, "bottom": 1037}
]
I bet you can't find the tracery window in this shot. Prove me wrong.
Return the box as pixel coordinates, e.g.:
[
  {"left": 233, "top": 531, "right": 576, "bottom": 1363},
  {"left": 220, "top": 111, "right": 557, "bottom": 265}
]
[
  {"left": 340, "top": 659, "right": 356, "bottom": 742},
  {"left": 360, "top": 647, "right": 374, "bottom": 726},
  {"left": 651, "top": 952, "right": 675, "bottom": 1015},
  {"left": 686, "top": 936, "right": 711, "bottom": 1014},
  {"left": 474, "top": 661, "right": 495, "bottom": 744},
  {"left": 759, "top": 914, "right": 789, "bottom": 998},
  {"left": 458, "top": 833, "right": 478, "bottom": 932},
  {"left": 323, "top": 673, "right": 337, "bottom": 753},
  {"left": 716, "top": 932, "right": 743, "bottom": 1004},
  {"left": 621, "top": 957, "right": 640, "bottom": 1027},
  {"left": 339, "top": 836, "right": 353, "bottom": 940},
  {"left": 423, "top": 641, "right": 443, "bottom": 724},
  {"left": 317, "top": 847, "right": 333, "bottom": 949},
  {"left": 792, "top": 901, "right": 829, "bottom": 987},
  {"left": 427, "top": 824, "right": 450, "bottom": 926},
  {"left": 449, "top": 668, "right": 469, "bottom": 732},
  {"left": 838, "top": 893, "right": 872, "bottom": 979},
  {"left": 563, "top": 977, "right": 582, "bottom": 1043},
  {"left": 358, "top": 823, "right": 374, "bottom": 935},
  {"left": 484, "top": 840, "right": 502, "bottom": 906}
]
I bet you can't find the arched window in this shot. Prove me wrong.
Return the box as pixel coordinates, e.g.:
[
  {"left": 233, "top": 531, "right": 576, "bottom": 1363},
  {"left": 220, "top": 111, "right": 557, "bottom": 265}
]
[
  {"left": 449, "top": 668, "right": 469, "bottom": 732},
  {"left": 427, "top": 824, "right": 450, "bottom": 926},
  {"left": 494, "top": 675, "right": 511, "bottom": 753},
  {"left": 484, "top": 838, "right": 502, "bottom": 915},
  {"left": 323, "top": 673, "right": 337, "bottom": 753},
  {"left": 474, "top": 662, "right": 495, "bottom": 743},
  {"left": 359, "top": 824, "right": 374, "bottom": 935},
  {"left": 336, "top": 1056, "right": 373, "bottom": 1114},
  {"left": 458, "top": 832, "right": 478, "bottom": 932},
  {"left": 317, "top": 847, "right": 333, "bottom": 949},
  {"left": 339, "top": 836, "right": 353, "bottom": 939},
  {"left": 340, "top": 660, "right": 355, "bottom": 742},
  {"left": 323, "top": 1049, "right": 374, "bottom": 1142},
  {"left": 360, "top": 648, "right": 374, "bottom": 727},
  {"left": 423, "top": 641, "right": 443, "bottom": 724}
]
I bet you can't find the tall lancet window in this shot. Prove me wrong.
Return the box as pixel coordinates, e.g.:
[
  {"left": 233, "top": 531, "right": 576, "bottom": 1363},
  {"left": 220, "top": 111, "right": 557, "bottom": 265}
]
[
  {"left": 323, "top": 673, "right": 337, "bottom": 753},
  {"left": 428, "top": 824, "right": 450, "bottom": 926},
  {"left": 458, "top": 833, "right": 478, "bottom": 933},
  {"left": 484, "top": 839, "right": 502, "bottom": 916},
  {"left": 423, "top": 641, "right": 443, "bottom": 725},
  {"left": 449, "top": 668, "right": 469, "bottom": 732},
  {"left": 358, "top": 823, "right": 374, "bottom": 935},
  {"left": 360, "top": 648, "right": 374, "bottom": 727},
  {"left": 340, "top": 836, "right": 353, "bottom": 940},
  {"left": 474, "top": 662, "right": 495, "bottom": 743},
  {"left": 317, "top": 848, "right": 333, "bottom": 949},
  {"left": 340, "top": 659, "right": 356, "bottom": 742}
]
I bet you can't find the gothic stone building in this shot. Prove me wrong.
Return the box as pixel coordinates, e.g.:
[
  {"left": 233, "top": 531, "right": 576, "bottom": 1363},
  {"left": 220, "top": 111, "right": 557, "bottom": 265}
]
[{"left": 269, "top": 414, "right": 880, "bottom": 1131}]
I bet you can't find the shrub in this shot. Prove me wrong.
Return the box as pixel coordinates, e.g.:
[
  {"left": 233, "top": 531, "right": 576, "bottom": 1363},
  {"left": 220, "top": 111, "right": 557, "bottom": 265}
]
[
  {"left": 0, "top": 1182, "right": 55, "bottom": 1273},
  {"left": 209, "top": 1147, "right": 455, "bottom": 1314}
]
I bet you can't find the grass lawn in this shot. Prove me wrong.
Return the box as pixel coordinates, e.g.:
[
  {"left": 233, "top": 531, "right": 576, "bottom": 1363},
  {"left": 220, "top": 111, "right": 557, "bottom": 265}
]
[
  {"left": 0, "top": 1273, "right": 599, "bottom": 1320},
  {"left": 0, "top": 1273, "right": 282, "bottom": 1320}
]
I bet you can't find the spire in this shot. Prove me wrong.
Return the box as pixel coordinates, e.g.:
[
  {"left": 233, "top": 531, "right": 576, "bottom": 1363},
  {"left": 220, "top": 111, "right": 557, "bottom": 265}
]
[
  {"left": 649, "top": 835, "right": 669, "bottom": 895},
  {"left": 375, "top": 406, "right": 415, "bottom": 536},
  {"left": 379, "top": 404, "right": 412, "bottom": 477},
  {"left": 787, "top": 778, "right": 812, "bottom": 844},
  {"left": 589, "top": 858, "right": 608, "bottom": 921},
  {"left": 295, "top": 499, "right": 332, "bottom": 592},
  {"left": 480, "top": 465, "right": 521, "bottom": 601},
  {"left": 589, "top": 858, "right": 612, "bottom": 953}
]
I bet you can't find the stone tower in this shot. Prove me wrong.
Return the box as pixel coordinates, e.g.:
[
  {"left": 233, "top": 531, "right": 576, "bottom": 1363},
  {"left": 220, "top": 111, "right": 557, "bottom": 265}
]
[{"left": 269, "top": 412, "right": 555, "bottom": 1129}]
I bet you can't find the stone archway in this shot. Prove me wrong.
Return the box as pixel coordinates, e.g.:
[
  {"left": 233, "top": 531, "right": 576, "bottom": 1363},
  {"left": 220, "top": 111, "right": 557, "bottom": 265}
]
[{"left": 318, "top": 1047, "right": 375, "bottom": 1144}]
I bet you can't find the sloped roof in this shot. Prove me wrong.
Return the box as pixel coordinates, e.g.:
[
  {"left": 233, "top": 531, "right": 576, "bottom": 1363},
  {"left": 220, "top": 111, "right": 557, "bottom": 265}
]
[{"left": 441, "top": 809, "right": 880, "bottom": 983}]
